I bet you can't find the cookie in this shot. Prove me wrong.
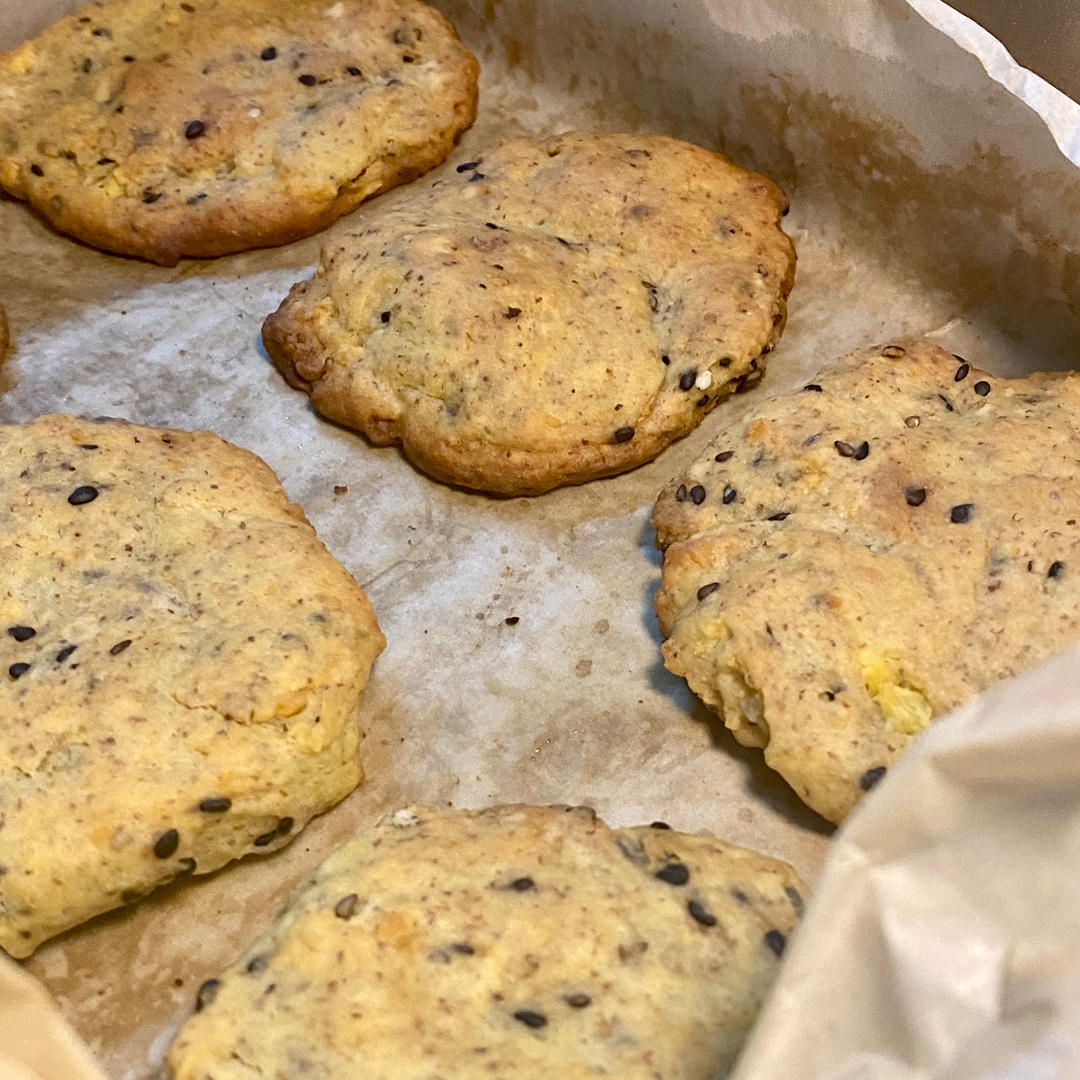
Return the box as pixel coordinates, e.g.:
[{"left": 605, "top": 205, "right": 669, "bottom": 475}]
[
  {"left": 0, "top": 0, "right": 478, "bottom": 265},
  {"left": 167, "top": 804, "right": 805, "bottom": 1080},
  {"left": 653, "top": 340, "right": 1080, "bottom": 823},
  {"left": 263, "top": 131, "right": 795, "bottom": 495},
  {"left": 0, "top": 415, "right": 385, "bottom": 957}
]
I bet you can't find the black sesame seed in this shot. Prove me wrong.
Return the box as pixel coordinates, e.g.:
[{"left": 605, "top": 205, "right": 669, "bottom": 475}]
[
  {"left": 123, "top": 55, "right": 135, "bottom": 62},
  {"left": 55, "top": 644, "right": 77, "bottom": 662},
  {"left": 68, "top": 485, "right": 99, "bottom": 505},
  {"left": 853, "top": 441, "right": 870, "bottom": 460},
  {"left": 450, "top": 942, "right": 475, "bottom": 955},
  {"left": 613, "top": 426, "right": 635, "bottom": 444},
  {"left": 346, "top": 65, "right": 362, "bottom": 75},
  {"left": 456, "top": 161, "right": 479, "bottom": 172},
  {"left": 802, "top": 383, "right": 823, "bottom": 392},
  {"left": 860, "top": 765, "right": 887, "bottom": 791},
  {"left": 8, "top": 626, "right": 36, "bottom": 642},
  {"left": 679, "top": 370, "right": 696, "bottom": 391},
  {"left": 195, "top": 978, "right": 221, "bottom": 1013},
  {"left": 564, "top": 992, "right": 591, "bottom": 1008},
  {"left": 96, "top": 158, "right": 114, "bottom": 165},
  {"left": 689, "top": 484, "right": 706, "bottom": 505},
  {"left": 655, "top": 862, "right": 690, "bottom": 886},
  {"left": 650, "top": 820, "right": 670, "bottom": 830},
  {"left": 184, "top": 119, "right": 205, "bottom": 139},
  {"left": 253, "top": 829, "right": 278, "bottom": 846},
  {"left": 334, "top": 893, "right": 359, "bottom": 919},
  {"left": 8, "top": 663, "right": 30, "bottom": 680},
  {"left": 764, "top": 929, "right": 787, "bottom": 956},
  {"left": 82, "top": 57, "right": 93, "bottom": 73},
  {"left": 504, "top": 616, "right": 519, "bottom": 626},
  {"left": 714, "top": 450, "right": 734, "bottom": 462},
  {"left": 954, "top": 362, "right": 970, "bottom": 382},
  {"left": 513, "top": 1009, "right": 548, "bottom": 1029},
  {"left": 697, "top": 582, "right": 720, "bottom": 601},
  {"left": 974, "top": 380, "right": 991, "bottom": 396},
  {"left": 881, "top": 345, "right": 906, "bottom": 359},
  {"left": 950, "top": 503, "right": 974, "bottom": 524},
  {"left": 505, "top": 306, "right": 522, "bottom": 319},
  {"left": 246, "top": 954, "right": 270, "bottom": 973},
  {"left": 153, "top": 828, "right": 180, "bottom": 858},
  {"left": 722, "top": 485, "right": 737, "bottom": 504},
  {"left": 767, "top": 511, "right": 790, "bottom": 521},
  {"left": 142, "top": 190, "right": 162, "bottom": 204},
  {"left": 834, "top": 441, "right": 856, "bottom": 457},
  {"left": 905, "top": 486, "right": 927, "bottom": 507},
  {"left": 510, "top": 876, "right": 534, "bottom": 892},
  {"left": 380, "top": 310, "right": 391, "bottom": 323},
  {"left": 1049, "top": 561, "right": 1066, "bottom": 579},
  {"left": 697, "top": 394, "right": 710, "bottom": 407},
  {"left": 80, "top": 444, "right": 99, "bottom": 450},
  {"left": 468, "top": 171, "right": 486, "bottom": 181},
  {"left": 674, "top": 484, "right": 688, "bottom": 502},
  {"left": 938, "top": 393, "right": 955, "bottom": 412},
  {"left": 92, "top": 27, "right": 112, "bottom": 37},
  {"left": 199, "top": 796, "right": 232, "bottom": 813},
  {"left": 277, "top": 816, "right": 294, "bottom": 835},
  {"left": 260, "top": 46, "right": 277, "bottom": 60},
  {"left": 298, "top": 73, "right": 317, "bottom": 86},
  {"left": 30, "top": 163, "right": 44, "bottom": 177},
  {"left": 661, "top": 354, "right": 671, "bottom": 365},
  {"left": 688, "top": 900, "right": 717, "bottom": 927}
]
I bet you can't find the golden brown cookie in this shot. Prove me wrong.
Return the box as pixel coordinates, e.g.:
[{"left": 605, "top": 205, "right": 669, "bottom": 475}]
[
  {"left": 653, "top": 340, "right": 1080, "bottom": 823},
  {"left": 263, "top": 131, "right": 795, "bottom": 495},
  {"left": 167, "top": 804, "right": 805, "bottom": 1080},
  {"left": 0, "top": 415, "right": 385, "bottom": 957},
  {"left": 0, "top": 0, "right": 478, "bottom": 265}
]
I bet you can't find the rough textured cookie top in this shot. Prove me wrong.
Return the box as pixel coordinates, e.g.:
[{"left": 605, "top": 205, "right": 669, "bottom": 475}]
[
  {"left": 0, "top": 0, "right": 478, "bottom": 264},
  {"left": 0, "top": 415, "right": 384, "bottom": 957},
  {"left": 167, "top": 804, "right": 804, "bottom": 1080},
  {"left": 263, "top": 131, "right": 795, "bottom": 495},
  {"left": 653, "top": 341, "right": 1080, "bottom": 823}
]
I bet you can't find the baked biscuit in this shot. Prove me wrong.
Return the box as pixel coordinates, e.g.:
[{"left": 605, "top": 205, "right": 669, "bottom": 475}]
[
  {"left": 0, "top": 415, "right": 385, "bottom": 957},
  {"left": 167, "top": 804, "right": 805, "bottom": 1080},
  {"left": 263, "top": 131, "right": 795, "bottom": 495},
  {"left": 0, "top": 0, "right": 478, "bottom": 265},
  {"left": 654, "top": 340, "right": 1080, "bottom": 823}
]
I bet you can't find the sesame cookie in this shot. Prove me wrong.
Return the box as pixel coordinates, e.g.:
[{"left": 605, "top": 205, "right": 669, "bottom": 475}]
[
  {"left": 167, "top": 804, "right": 805, "bottom": 1080},
  {"left": 0, "top": 415, "right": 385, "bottom": 957},
  {"left": 0, "top": 0, "right": 478, "bottom": 265},
  {"left": 263, "top": 131, "right": 795, "bottom": 495},
  {"left": 653, "top": 340, "right": 1080, "bottom": 823}
]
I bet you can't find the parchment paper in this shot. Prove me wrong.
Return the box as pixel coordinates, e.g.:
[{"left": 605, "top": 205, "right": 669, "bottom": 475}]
[{"left": 1, "top": 0, "right": 1079, "bottom": 1077}]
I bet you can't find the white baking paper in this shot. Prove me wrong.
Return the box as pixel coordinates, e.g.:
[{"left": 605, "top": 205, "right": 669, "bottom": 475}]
[{"left": 1, "top": 0, "right": 1079, "bottom": 1077}]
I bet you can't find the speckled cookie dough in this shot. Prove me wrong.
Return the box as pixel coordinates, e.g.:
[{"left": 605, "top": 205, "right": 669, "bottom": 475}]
[
  {"left": 167, "top": 803, "right": 805, "bottom": 1080},
  {"left": 653, "top": 340, "right": 1080, "bottom": 824},
  {"left": 263, "top": 131, "right": 795, "bottom": 495},
  {"left": 0, "top": 415, "right": 385, "bottom": 957},
  {"left": 0, "top": 0, "right": 478, "bottom": 264}
]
